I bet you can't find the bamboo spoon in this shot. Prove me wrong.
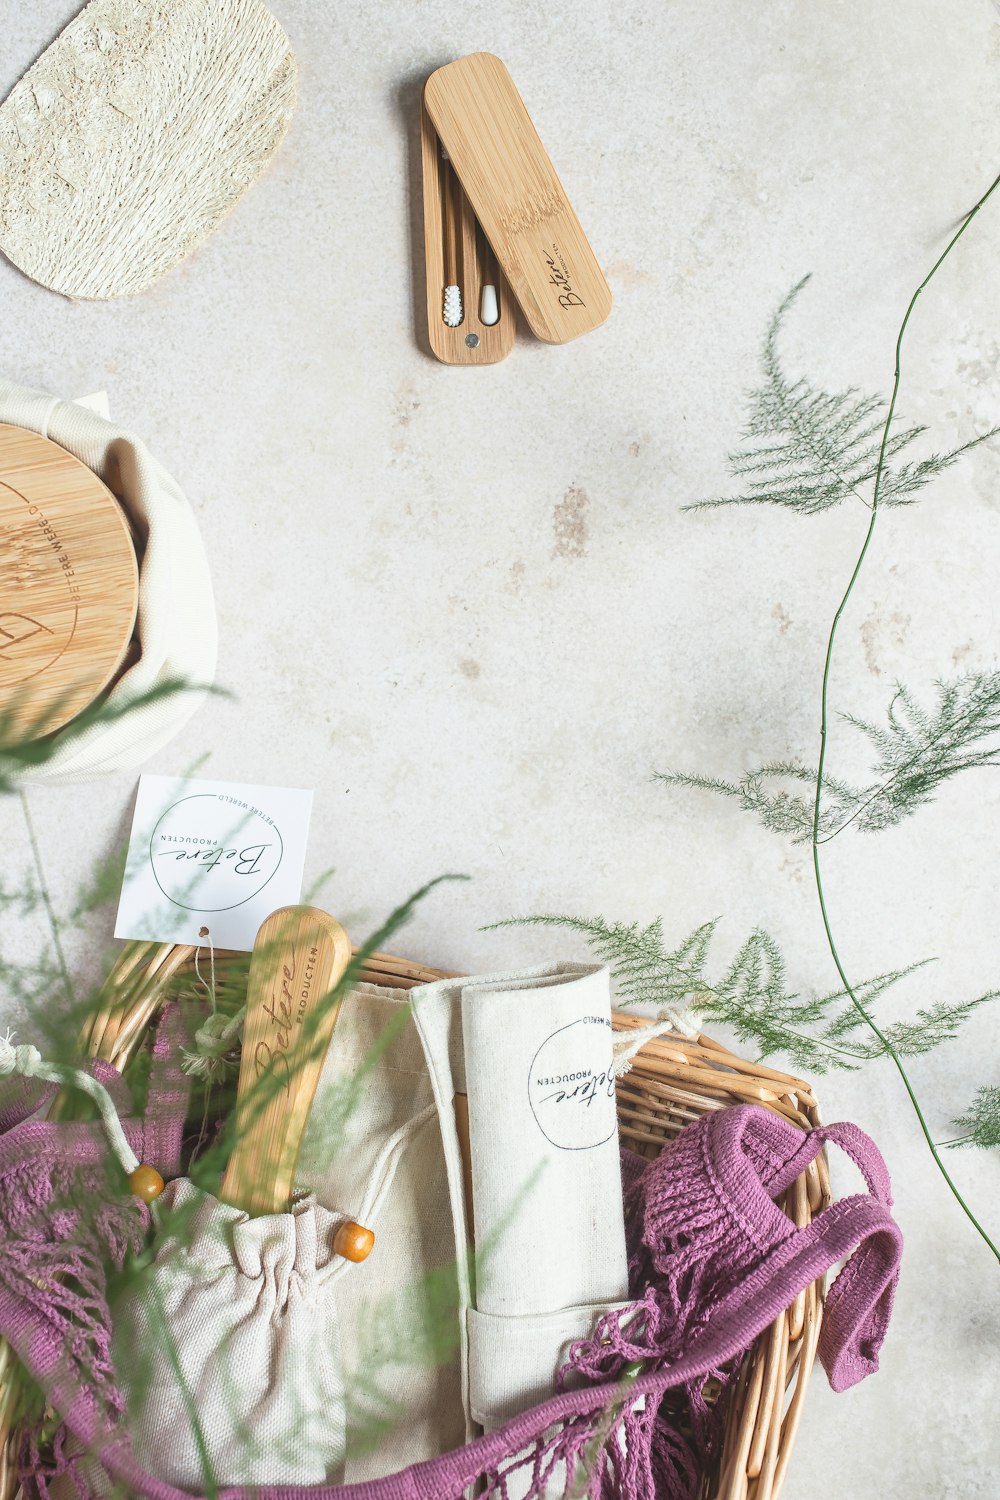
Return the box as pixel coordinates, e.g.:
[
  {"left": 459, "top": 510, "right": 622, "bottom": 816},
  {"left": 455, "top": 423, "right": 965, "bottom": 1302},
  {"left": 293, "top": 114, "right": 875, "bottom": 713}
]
[{"left": 219, "top": 905, "right": 353, "bottom": 1216}]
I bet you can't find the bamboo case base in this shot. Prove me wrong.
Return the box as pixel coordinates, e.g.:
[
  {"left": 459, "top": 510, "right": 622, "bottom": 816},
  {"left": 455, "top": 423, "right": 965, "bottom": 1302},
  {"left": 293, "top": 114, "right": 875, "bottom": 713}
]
[{"left": 421, "top": 102, "right": 516, "bottom": 366}]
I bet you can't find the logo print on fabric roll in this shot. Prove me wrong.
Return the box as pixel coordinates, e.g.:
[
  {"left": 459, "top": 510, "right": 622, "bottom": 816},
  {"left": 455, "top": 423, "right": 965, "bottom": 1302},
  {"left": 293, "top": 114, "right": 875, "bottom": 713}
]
[
  {"left": 528, "top": 1015, "right": 616, "bottom": 1151},
  {"left": 149, "top": 793, "right": 284, "bottom": 912}
]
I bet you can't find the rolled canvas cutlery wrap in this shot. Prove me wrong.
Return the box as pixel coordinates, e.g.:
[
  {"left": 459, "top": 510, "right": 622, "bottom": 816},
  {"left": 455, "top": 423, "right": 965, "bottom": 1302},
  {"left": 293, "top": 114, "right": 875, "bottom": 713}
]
[{"left": 413, "top": 962, "right": 630, "bottom": 1433}]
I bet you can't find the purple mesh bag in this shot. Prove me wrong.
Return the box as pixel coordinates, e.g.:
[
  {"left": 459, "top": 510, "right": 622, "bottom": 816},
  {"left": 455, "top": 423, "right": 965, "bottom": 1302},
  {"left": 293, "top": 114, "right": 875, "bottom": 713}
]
[{"left": 0, "top": 1018, "right": 902, "bottom": 1500}]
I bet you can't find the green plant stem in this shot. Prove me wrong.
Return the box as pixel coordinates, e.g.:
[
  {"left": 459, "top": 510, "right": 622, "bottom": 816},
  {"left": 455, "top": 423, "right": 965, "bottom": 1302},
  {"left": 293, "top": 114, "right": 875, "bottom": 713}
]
[
  {"left": 18, "top": 790, "right": 74, "bottom": 1011},
  {"left": 811, "top": 170, "right": 1000, "bottom": 1263}
]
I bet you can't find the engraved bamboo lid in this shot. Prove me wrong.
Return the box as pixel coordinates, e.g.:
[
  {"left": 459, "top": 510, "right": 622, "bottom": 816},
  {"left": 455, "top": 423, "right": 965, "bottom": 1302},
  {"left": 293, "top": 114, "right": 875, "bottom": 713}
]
[
  {"left": 0, "top": 423, "right": 139, "bottom": 743},
  {"left": 424, "top": 53, "right": 613, "bottom": 345}
]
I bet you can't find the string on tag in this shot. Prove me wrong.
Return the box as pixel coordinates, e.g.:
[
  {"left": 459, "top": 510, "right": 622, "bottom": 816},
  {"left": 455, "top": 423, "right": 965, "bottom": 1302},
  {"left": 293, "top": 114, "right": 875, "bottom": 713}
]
[
  {"left": 193, "top": 926, "right": 217, "bottom": 1016},
  {"left": 183, "top": 928, "right": 244, "bottom": 1082}
]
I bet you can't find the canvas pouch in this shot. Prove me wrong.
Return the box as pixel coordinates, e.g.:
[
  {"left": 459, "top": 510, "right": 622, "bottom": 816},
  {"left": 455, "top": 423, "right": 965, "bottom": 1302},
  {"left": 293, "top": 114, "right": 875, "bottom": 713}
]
[
  {"left": 94, "top": 982, "right": 464, "bottom": 1490},
  {"left": 107, "top": 1182, "right": 351, "bottom": 1487},
  {"left": 0, "top": 377, "right": 217, "bottom": 782}
]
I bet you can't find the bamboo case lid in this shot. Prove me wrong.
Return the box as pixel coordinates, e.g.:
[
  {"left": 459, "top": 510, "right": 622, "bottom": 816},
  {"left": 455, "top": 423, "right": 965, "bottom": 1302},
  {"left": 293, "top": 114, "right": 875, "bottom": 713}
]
[
  {"left": 0, "top": 423, "right": 139, "bottom": 742},
  {"left": 424, "top": 52, "right": 612, "bottom": 345}
]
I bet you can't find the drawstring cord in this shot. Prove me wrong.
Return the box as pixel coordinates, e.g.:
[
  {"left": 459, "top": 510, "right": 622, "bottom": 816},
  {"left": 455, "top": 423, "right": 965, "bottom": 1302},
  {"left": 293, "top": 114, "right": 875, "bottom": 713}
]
[
  {"left": 318, "top": 1103, "right": 437, "bottom": 1284},
  {"left": 183, "top": 928, "right": 245, "bottom": 1082},
  {"left": 0, "top": 1031, "right": 140, "bottom": 1178},
  {"left": 193, "top": 927, "right": 218, "bottom": 1014},
  {"left": 612, "top": 1010, "right": 702, "bottom": 1077}
]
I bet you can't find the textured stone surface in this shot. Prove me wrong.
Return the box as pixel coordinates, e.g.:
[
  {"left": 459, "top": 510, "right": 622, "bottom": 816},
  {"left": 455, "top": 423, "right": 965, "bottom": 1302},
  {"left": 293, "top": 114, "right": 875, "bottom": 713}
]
[{"left": 1, "top": 2, "right": 998, "bottom": 1494}]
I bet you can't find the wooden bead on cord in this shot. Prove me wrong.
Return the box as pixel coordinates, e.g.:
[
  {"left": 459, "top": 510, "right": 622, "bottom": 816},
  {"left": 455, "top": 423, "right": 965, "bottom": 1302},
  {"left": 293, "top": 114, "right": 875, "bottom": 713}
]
[
  {"left": 128, "top": 1164, "right": 165, "bottom": 1203},
  {"left": 333, "top": 1220, "right": 375, "bottom": 1262}
]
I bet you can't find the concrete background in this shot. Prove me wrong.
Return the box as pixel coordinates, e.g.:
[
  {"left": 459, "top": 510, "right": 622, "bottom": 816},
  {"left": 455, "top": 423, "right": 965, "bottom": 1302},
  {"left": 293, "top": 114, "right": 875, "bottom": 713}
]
[{"left": 2, "top": 3, "right": 998, "bottom": 1494}]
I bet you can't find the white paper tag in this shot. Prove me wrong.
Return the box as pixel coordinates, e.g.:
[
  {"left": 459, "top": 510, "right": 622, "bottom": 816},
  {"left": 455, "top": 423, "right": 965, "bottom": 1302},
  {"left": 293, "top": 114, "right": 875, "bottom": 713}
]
[{"left": 115, "top": 774, "right": 314, "bottom": 951}]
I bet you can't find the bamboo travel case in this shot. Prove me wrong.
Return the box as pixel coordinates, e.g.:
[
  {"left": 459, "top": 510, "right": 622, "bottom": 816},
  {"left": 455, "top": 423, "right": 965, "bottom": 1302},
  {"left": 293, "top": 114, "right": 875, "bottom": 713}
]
[{"left": 421, "top": 53, "right": 612, "bottom": 364}]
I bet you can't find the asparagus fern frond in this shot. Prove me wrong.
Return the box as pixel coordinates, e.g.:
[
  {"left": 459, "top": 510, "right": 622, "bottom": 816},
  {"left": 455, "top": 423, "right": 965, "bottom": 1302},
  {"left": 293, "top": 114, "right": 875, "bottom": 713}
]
[
  {"left": 947, "top": 1086, "right": 1000, "bottom": 1149},
  {"left": 686, "top": 276, "right": 997, "bottom": 514},
  {"left": 491, "top": 912, "right": 971, "bottom": 1075},
  {"left": 662, "top": 671, "right": 1000, "bottom": 840}
]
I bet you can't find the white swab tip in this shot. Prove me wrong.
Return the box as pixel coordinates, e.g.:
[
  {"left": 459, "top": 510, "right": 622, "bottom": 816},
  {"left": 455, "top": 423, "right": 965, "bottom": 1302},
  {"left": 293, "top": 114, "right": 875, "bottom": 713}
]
[
  {"left": 443, "top": 285, "right": 463, "bottom": 326},
  {"left": 480, "top": 284, "right": 499, "bottom": 326}
]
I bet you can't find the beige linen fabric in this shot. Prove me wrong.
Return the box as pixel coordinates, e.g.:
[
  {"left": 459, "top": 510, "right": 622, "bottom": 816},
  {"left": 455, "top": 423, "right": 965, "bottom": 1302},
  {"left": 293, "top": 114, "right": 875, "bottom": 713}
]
[
  {"left": 64, "top": 984, "right": 458, "bottom": 1488},
  {"left": 104, "top": 1069, "right": 440, "bottom": 1487},
  {"left": 111, "top": 1182, "right": 352, "bottom": 1487},
  {"left": 73, "top": 984, "right": 458, "bottom": 1493},
  {"left": 298, "top": 982, "right": 467, "bottom": 1481},
  {"left": 0, "top": 378, "right": 217, "bottom": 782}
]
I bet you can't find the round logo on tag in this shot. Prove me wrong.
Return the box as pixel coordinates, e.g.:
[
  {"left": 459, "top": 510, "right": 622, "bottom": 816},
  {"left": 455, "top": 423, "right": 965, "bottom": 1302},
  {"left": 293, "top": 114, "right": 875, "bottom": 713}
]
[
  {"left": 528, "top": 1016, "right": 616, "bottom": 1151},
  {"left": 149, "top": 793, "right": 284, "bottom": 912}
]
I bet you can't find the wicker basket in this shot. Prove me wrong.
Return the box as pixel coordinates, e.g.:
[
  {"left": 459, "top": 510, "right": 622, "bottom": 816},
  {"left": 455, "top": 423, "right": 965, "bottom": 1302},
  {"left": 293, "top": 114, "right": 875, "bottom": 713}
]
[{"left": 0, "top": 943, "right": 831, "bottom": 1500}]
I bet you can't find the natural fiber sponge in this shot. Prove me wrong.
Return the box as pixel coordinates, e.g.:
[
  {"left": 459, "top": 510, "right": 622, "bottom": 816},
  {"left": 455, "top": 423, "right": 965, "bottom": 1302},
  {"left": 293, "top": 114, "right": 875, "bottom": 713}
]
[{"left": 0, "top": 0, "right": 296, "bottom": 299}]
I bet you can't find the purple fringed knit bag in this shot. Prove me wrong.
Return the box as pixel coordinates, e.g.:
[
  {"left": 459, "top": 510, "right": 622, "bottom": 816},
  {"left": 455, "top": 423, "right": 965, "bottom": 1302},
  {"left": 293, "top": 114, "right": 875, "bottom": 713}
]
[{"left": 0, "top": 1025, "right": 902, "bottom": 1500}]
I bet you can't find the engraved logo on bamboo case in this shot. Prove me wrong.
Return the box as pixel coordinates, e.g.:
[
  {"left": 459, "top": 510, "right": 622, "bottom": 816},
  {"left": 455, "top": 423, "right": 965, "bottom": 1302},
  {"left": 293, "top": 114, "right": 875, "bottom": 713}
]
[{"left": 544, "top": 244, "right": 586, "bottom": 310}]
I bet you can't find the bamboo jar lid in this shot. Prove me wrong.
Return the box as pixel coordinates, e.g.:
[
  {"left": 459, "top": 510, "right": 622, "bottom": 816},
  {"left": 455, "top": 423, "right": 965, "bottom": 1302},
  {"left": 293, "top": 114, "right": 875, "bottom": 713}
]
[{"left": 0, "top": 423, "right": 139, "bottom": 743}]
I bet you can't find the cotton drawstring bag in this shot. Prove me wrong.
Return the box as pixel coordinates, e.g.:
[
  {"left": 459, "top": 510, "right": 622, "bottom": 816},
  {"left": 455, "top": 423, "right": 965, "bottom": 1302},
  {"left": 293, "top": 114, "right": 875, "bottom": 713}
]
[
  {"left": 82, "top": 980, "right": 456, "bottom": 1489},
  {"left": 104, "top": 1113, "right": 431, "bottom": 1488},
  {"left": 0, "top": 378, "right": 217, "bottom": 782}
]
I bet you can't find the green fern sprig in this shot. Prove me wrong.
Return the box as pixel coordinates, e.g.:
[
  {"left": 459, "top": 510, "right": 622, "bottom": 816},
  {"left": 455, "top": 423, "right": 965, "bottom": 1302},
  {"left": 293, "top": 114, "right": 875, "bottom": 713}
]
[
  {"left": 679, "top": 171, "right": 1000, "bottom": 1261},
  {"left": 491, "top": 912, "right": 968, "bottom": 1074},
  {"left": 945, "top": 1087, "right": 1000, "bottom": 1149},
  {"left": 0, "top": 678, "right": 225, "bottom": 793},
  {"left": 836, "top": 673, "right": 1000, "bottom": 830},
  {"left": 488, "top": 912, "right": 717, "bottom": 1011},
  {"left": 0, "top": 878, "right": 45, "bottom": 919},
  {"left": 830, "top": 991, "right": 1000, "bottom": 1057},
  {"left": 663, "top": 671, "right": 1000, "bottom": 842},
  {"left": 660, "top": 762, "right": 852, "bottom": 843},
  {"left": 685, "top": 276, "right": 998, "bottom": 515}
]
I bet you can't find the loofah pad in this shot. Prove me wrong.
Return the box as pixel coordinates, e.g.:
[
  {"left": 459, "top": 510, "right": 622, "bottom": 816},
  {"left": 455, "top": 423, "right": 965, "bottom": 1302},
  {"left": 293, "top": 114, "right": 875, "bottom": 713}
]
[{"left": 0, "top": 0, "right": 296, "bottom": 299}]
